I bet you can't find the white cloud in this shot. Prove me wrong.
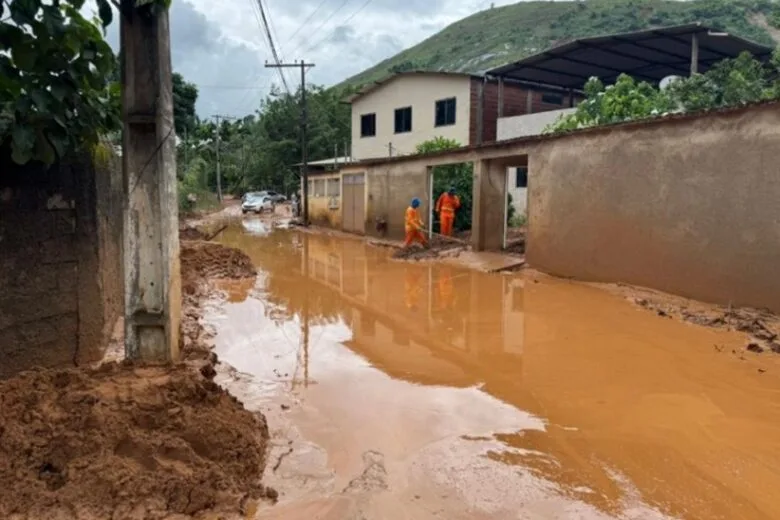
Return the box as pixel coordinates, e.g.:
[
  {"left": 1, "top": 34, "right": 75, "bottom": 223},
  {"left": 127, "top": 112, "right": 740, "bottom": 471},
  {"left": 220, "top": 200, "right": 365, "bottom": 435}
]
[{"left": 103, "top": 0, "right": 523, "bottom": 116}]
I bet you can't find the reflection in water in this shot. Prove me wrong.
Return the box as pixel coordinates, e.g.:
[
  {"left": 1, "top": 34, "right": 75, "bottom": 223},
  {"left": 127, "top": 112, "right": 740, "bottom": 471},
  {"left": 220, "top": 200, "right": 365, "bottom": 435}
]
[{"left": 214, "top": 226, "right": 780, "bottom": 520}]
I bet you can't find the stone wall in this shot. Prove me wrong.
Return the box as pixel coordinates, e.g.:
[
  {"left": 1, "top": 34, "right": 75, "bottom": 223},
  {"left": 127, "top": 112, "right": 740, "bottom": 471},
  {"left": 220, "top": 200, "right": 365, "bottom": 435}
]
[
  {"left": 529, "top": 103, "right": 780, "bottom": 313},
  {"left": 0, "top": 152, "right": 122, "bottom": 378}
]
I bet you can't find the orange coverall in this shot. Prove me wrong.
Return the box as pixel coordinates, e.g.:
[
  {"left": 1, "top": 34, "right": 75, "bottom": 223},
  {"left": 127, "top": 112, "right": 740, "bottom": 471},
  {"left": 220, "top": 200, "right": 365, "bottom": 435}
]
[
  {"left": 404, "top": 206, "right": 427, "bottom": 247},
  {"left": 435, "top": 193, "right": 461, "bottom": 237}
]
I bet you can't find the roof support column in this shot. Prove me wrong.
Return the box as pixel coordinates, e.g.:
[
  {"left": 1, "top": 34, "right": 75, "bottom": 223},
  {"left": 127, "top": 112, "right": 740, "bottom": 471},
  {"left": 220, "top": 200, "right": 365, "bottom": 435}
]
[
  {"left": 472, "top": 158, "right": 506, "bottom": 252},
  {"left": 690, "top": 33, "right": 699, "bottom": 75},
  {"left": 497, "top": 77, "right": 504, "bottom": 118}
]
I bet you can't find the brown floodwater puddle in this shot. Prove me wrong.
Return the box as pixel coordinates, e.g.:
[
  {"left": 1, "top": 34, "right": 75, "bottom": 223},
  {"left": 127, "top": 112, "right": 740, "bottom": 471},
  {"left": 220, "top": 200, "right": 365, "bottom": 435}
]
[{"left": 209, "top": 223, "right": 780, "bottom": 520}]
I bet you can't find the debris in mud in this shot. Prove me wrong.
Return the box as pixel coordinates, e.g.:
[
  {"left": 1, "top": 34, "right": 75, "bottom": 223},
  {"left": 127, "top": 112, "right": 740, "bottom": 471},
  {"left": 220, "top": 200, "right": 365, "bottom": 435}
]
[
  {"left": 0, "top": 363, "right": 273, "bottom": 519},
  {"left": 628, "top": 293, "right": 780, "bottom": 354},
  {"left": 179, "top": 225, "right": 208, "bottom": 240},
  {"left": 747, "top": 342, "right": 765, "bottom": 353},
  {"left": 391, "top": 236, "right": 467, "bottom": 261}
]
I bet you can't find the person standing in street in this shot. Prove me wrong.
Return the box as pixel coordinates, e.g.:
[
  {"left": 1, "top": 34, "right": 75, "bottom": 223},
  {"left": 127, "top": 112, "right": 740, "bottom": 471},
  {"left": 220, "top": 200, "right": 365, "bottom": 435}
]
[
  {"left": 435, "top": 186, "right": 461, "bottom": 237},
  {"left": 404, "top": 197, "right": 428, "bottom": 248}
]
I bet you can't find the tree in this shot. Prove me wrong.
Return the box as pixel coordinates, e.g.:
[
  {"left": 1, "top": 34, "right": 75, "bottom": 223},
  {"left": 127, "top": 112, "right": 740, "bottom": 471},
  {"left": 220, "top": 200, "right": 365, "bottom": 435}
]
[
  {"left": 173, "top": 73, "right": 198, "bottom": 136},
  {"left": 1, "top": 0, "right": 119, "bottom": 165}
]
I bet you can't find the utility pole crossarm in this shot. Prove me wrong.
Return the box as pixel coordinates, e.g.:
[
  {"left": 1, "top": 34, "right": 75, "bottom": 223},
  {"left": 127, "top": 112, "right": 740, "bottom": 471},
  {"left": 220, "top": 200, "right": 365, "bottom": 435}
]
[{"left": 265, "top": 61, "right": 315, "bottom": 226}]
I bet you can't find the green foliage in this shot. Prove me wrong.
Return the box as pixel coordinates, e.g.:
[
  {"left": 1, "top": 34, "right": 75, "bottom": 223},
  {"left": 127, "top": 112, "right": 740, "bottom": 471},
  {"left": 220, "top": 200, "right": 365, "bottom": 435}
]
[
  {"left": 338, "top": 0, "right": 780, "bottom": 90},
  {"left": 548, "top": 51, "right": 780, "bottom": 132},
  {"left": 173, "top": 73, "right": 198, "bottom": 137},
  {"left": 417, "top": 138, "right": 475, "bottom": 233},
  {"left": 179, "top": 84, "right": 353, "bottom": 197},
  {"left": 1, "top": 0, "right": 120, "bottom": 165},
  {"left": 416, "top": 136, "right": 516, "bottom": 233}
]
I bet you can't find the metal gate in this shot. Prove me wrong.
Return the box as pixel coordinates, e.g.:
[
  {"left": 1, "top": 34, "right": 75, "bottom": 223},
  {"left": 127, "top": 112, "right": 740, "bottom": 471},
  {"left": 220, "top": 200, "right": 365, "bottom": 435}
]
[{"left": 342, "top": 173, "right": 365, "bottom": 234}]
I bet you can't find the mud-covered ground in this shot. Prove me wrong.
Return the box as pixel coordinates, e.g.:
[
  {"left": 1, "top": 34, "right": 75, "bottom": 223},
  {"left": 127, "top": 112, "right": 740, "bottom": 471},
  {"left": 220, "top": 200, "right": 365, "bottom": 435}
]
[
  {"left": 601, "top": 282, "right": 780, "bottom": 355},
  {"left": 0, "top": 231, "right": 273, "bottom": 519}
]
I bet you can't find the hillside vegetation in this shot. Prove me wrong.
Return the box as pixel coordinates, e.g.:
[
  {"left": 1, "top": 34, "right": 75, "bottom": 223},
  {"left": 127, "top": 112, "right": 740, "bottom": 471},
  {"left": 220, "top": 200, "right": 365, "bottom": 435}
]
[{"left": 339, "top": 0, "right": 780, "bottom": 89}]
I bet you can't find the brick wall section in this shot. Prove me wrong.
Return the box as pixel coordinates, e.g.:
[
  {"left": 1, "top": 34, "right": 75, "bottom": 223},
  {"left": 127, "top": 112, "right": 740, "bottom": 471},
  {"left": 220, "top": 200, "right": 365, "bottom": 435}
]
[
  {"left": 469, "top": 78, "right": 582, "bottom": 145},
  {"left": 0, "top": 153, "right": 122, "bottom": 378}
]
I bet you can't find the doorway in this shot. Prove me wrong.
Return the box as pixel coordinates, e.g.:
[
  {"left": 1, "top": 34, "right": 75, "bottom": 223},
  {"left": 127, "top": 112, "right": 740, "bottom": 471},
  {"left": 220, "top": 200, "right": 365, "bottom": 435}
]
[{"left": 342, "top": 172, "right": 365, "bottom": 234}]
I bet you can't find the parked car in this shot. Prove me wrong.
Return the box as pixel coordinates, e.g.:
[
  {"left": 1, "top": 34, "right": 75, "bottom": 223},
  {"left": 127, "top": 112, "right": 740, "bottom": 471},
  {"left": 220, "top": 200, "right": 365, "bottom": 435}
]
[
  {"left": 241, "top": 191, "right": 265, "bottom": 203},
  {"left": 265, "top": 190, "right": 287, "bottom": 203},
  {"left": 241, "top": 194, "right": 273, "bottom": 214}
]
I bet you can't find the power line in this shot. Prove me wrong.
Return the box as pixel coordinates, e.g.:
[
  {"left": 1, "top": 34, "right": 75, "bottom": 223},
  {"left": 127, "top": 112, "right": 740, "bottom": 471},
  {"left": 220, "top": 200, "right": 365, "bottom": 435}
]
[
  {"left": 242, "top": 0, "right": 289, "bottom": 99},
  {"left": 255, "top": 0, "right": 291, "bottom": 94},
  {"left": 284, "top": 0, "right": 329, "bottom": 47},
  {"left": 265, "top": 61, "right": 315, "bottom": 225},
  {"left": 286, "top": 0, "right": 352, "bottom": 57},
  {"left": 299, "top": 0, "right": 374, "bottom": 56}
]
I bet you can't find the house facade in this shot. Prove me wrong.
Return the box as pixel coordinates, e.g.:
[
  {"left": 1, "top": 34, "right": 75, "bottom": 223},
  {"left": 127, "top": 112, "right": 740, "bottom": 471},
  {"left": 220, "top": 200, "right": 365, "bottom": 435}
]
[{"left": 346, "top": 71, "right": 577, "bottom": 161}]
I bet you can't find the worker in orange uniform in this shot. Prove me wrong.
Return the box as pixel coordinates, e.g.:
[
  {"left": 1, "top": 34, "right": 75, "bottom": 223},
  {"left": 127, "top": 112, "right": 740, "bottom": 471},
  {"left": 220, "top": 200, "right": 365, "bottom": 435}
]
[
  {"left": 404, "top": 197, "right": 428, "bottom": 248},
  {"left": 435, "top": 186, "right": 461, "bottom": 237}
]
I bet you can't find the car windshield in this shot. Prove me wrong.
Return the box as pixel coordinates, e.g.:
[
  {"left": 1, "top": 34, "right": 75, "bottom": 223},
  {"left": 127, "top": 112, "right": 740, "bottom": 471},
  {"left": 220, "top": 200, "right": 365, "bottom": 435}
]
[{"left": 246, "top": 195, "right": 264, "bottom": 203}]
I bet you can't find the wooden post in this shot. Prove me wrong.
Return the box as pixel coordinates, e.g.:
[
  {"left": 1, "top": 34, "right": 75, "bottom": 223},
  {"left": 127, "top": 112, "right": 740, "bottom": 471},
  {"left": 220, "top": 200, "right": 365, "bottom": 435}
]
[
  {"left": 690, "top": 33, "right": 699, "bottom": 75},
  {"left": 120, "top": 0, "right": 180, "bottom": 362},
  {"left": 497, "top": 77, "right": 504, "bottom": 118}
]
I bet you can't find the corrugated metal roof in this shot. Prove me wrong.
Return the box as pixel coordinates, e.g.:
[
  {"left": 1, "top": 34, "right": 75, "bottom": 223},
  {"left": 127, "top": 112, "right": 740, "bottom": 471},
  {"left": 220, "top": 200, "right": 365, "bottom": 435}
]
[{"left": 487, "top": 23, "right": 773, "bottom": 89}]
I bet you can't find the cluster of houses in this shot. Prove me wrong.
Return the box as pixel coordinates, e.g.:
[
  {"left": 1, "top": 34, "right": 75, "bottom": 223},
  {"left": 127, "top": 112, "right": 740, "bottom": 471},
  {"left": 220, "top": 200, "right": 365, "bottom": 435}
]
[
  {"left": 305, "top": 70, "right": 578, "bottom": 228},
  {"left": 299, "top": 23, "right": 773, "bottom": 248}
]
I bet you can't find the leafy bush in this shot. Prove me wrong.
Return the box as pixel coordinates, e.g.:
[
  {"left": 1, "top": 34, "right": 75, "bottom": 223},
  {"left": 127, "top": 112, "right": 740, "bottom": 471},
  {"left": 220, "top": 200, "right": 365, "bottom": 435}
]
[
  {"left": 416, "top": 137, "right": 516, "bottom": 233},
  {"left": 547, "top": 51, "right": 780, "bottom": 133},
  {"left": 1, "top": 0, "right": 119, "bottom": 165},
  {"left": 417, "top": 137, "right": 475, "bottom": 233}
]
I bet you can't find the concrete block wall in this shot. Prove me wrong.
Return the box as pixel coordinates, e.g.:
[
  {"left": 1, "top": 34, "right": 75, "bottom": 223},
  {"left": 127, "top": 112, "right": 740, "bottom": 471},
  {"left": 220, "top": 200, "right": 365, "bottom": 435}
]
[
  {"left": 529, "top": 103, "right": 780, "bottom": 313},
  {"left": 0, "top": 153, "right": 123, "bottom": 378},
  {"left": 365, "top": 164, "right": 429, "bottom": 240}
]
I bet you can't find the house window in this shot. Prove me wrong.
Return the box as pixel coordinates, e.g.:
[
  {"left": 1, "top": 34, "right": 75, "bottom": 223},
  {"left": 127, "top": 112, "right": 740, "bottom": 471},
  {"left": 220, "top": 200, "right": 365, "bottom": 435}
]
[
  {"left": 394, "top": 106, "right": 412, "bottom": 133},
  {"left": 516, "top": 167, "right": 528, "bottom": 188},
  {"left": 435, "top": 97, "right": 456, "bottom": 127},
  {"left": 541, "top": 93, "right": 564, "bottom": 105},
  {"left": 327, "top": 178, "right": 340, "bottom": 197},
  {"left": 360, "top": 113, "right": 376, "bottom": 137},
  {"left": 313, "top": 179, "right": 326, "bottom": 197}
]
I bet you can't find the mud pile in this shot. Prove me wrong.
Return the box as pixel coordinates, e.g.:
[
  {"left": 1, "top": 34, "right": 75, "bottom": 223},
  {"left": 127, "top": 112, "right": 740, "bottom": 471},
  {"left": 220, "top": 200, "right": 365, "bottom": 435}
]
[
  {"left": 0, "top": 363, "right": 271, "bottom": 519},
  {"left": 0, "top": 240, "right": 268, "bottom": 519},
  {"left": 181, "top": 241, "right": 256, "bottom": 282},
  {"left": 180, "top": 240, "right": 257, "bottom": 362}
]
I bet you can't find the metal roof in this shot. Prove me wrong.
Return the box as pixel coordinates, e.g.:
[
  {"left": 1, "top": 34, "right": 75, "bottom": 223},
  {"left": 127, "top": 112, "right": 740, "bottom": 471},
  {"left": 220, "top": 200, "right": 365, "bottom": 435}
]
[{"left": 487, "top": 23, "right": 774, "bottom": 89}]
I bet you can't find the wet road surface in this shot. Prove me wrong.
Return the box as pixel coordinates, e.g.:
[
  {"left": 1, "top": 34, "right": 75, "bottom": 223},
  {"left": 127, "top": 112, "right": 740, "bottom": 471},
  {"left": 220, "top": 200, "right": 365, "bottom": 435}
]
[{"left": 209, "top": 221, "right": 780, "bottom": 520}]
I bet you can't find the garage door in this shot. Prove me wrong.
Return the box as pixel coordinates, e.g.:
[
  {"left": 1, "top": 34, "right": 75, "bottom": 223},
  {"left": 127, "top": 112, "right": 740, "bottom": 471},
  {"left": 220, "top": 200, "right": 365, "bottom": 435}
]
[{"left": 342, "top": 173, "right": 365, "bottom": 234}]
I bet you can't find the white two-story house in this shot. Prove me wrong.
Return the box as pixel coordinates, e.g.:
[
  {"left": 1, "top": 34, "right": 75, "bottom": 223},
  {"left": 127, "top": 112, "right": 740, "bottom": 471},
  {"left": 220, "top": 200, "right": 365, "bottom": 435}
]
[{"left": 345, "top": 70, "right": 577, "bottom": 161}]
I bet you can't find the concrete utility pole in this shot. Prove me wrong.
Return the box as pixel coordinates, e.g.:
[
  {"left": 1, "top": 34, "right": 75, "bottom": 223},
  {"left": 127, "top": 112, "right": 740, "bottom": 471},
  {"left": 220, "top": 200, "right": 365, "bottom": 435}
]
[
  {"left": 212, "top": 114, "right": 236, "bottom": 201},
  {"left": 265, "top": 60, "right": 315, "bottom": 225},
  {"left": 120, "top": 0, "right": 180, "bottom": 362}
]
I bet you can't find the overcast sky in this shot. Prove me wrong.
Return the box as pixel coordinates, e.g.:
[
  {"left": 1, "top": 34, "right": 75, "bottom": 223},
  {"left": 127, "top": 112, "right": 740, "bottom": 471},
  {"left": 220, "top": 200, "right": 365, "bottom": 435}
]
[{"left": 100, "top": 0, "right": 520, "bottom": 118}]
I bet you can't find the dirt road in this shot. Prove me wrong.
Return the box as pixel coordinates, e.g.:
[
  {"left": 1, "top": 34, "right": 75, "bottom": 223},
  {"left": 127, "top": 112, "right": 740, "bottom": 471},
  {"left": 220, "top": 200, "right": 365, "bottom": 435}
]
[{"left": 204, "top": 222, "right": 780, "bottom": 520}]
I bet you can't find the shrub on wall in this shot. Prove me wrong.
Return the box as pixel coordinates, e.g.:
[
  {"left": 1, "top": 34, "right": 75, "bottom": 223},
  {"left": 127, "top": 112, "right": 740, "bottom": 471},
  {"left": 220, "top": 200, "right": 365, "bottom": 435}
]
[{"left": 546, "top": 51, "right": 780, "bottom": 133}]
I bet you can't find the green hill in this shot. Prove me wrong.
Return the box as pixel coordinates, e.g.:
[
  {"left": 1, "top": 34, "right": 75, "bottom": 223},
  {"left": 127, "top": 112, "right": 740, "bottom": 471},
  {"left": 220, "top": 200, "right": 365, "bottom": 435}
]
[{"left": 339, "top": 0, "right": 780, "bottom": 89}]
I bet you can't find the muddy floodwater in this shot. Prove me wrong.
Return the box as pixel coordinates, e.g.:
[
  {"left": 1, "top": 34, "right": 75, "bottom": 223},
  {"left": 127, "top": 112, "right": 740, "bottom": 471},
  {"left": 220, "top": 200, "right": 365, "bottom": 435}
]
[{"left": 208, "top": 222, "right": 780, "bottom": 520}]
